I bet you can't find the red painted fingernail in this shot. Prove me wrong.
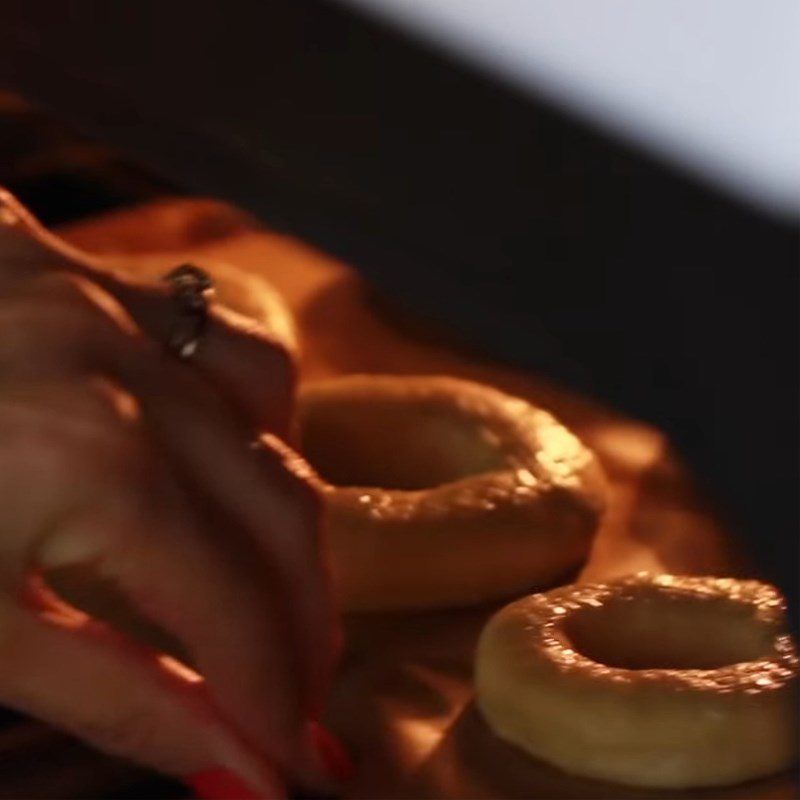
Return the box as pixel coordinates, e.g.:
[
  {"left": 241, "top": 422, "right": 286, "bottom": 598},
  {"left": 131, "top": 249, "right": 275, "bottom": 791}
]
[
  {"left": 187, "top": 768, "right": 262, "bottom": 800},
  {"left": 309, "top": 721, "right": 355, "bottom": 782}
]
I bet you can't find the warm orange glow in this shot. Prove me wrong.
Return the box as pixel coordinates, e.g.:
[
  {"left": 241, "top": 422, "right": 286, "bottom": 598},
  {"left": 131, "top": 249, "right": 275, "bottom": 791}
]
[{"left": 157, "top": 653, "right": 203, "bottom": 684}]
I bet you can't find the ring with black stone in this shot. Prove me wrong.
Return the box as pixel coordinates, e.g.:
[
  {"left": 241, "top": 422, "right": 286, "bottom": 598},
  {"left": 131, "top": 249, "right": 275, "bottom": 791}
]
[{"left": 163, "top": 264, "right": 214, "bottom": 359}]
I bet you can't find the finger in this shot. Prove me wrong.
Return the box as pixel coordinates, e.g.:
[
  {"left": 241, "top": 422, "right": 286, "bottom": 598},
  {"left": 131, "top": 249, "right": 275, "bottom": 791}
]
[
  {"left": 0, "top": 188, "right": 297, "bottom": 434},
  {"left": 89, "top": 375, "right": 338, "bottom": 785},
  {"left": 0, "top": 583, "right": 285, "bottom": 799},
  {"left": 36, "top": 467, "right": 315, "bottom": 786},
  {"left": 113, "top": 371, "right": 338, "bottom": 733},
  {"left": 241, "top": 432, "right": 342, "bottom": 710},
  {"left": 124, "top": 383, "right": 339, "bottom": 725}
]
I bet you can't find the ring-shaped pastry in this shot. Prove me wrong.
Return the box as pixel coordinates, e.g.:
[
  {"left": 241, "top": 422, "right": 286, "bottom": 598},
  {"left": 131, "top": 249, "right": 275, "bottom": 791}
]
[
  {"left": 476, "top": 574, "right": 799, "bottom": 788},
  {"left": 297, "top": 375, "right": 607, "bottom": 611}
]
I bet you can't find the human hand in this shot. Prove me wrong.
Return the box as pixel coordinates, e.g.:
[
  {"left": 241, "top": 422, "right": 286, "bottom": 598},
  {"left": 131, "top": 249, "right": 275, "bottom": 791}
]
[{"left": 0, "top": 190, "right": 341, "bottom": 798}]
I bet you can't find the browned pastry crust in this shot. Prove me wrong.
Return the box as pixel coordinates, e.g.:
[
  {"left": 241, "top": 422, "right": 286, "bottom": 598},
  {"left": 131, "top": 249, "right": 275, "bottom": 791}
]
[
  {"left": 298, "top": 375, "right": 607, "bottom": 611},
  {"left": 476, "top": 573, "right": 799, "bottom": 788}
]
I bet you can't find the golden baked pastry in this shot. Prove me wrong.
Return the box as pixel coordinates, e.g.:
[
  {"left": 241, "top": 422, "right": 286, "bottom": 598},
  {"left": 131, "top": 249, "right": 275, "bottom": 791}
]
[
  {"left": 475, "top": 573, "right": 799, "bottom": 788},
  {"left": 297, "top": 375, "right": 607, "bottom": 611}
]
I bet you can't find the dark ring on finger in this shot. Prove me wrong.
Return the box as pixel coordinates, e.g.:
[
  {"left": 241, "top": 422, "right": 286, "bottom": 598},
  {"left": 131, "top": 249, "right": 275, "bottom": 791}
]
[{"left": 163, "top": 264, "right": 215, "bottom": 359}]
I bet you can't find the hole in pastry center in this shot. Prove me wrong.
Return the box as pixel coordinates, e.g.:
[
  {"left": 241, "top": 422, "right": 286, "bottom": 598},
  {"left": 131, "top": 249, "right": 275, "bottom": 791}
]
[
  {"left": 298, "top": 397, "right": 508, "bottom": 490},
  {"left": 562, "top": 592, "right": 774, "bottom": 670}
]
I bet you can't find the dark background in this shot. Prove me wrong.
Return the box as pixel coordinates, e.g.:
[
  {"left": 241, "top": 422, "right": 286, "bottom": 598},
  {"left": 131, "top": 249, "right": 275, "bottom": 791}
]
[{"left": 0, "top": 1, "right": 796, "bottom": 616}]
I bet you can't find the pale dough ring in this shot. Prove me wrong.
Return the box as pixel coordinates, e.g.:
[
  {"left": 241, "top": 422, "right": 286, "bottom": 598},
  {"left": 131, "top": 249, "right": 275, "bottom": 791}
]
[
  {"left": 476, "top": 574, "right": 799, "bottom": 789},
  {"left": 296, "top": 375, "right": 608, "bottom": 611}
]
